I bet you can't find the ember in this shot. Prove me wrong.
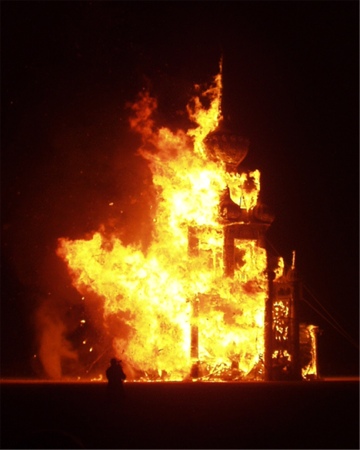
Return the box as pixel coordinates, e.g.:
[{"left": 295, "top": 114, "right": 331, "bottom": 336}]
[{"left": 56, "top": 64, "right": 318, "bottom": 382}]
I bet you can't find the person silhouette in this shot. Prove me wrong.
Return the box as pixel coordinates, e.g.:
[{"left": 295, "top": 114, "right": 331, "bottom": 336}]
[{"left": 106, "top": 358, "right": 127, "bottom": 407}]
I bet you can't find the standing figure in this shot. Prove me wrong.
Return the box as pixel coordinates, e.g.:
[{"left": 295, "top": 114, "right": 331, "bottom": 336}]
[{"left": 106, "top": 358, "right": 127, "bottom": 407}]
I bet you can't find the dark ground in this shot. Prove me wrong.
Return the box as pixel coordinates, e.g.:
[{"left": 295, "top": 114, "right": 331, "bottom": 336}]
[{"left": 1, "top": 381, "right": 359, "bottom": 449}]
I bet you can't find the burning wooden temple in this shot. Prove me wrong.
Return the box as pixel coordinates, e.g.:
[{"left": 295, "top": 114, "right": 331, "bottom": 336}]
[{"left": 57, "top": 67, "right": 320, "bottom": 382}]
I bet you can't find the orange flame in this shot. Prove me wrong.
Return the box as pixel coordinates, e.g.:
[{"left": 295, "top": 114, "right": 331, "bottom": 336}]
[{"left": 57, "top": 68, "right": 268, "bottom": 381}]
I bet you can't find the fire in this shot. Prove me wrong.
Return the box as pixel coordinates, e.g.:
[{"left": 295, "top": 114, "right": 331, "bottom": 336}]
[{"left": 57, "top": 67, "right": 269, "bottom": 381}]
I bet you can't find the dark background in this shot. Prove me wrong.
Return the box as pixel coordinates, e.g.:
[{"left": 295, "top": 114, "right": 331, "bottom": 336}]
[
  {"left": 1, "top": 1, "right": 358, "bottom": 378},
  {"left": 2, "top": 381, "right": 359, "bottom": 449}
]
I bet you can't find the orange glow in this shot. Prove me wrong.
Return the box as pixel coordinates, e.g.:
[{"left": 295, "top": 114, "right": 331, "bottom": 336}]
[
  {"left": 57, "top": 68, "right": 269, "bottom": 381},
  {"left": 301, "top": 324, "right": 320, "bottom": 379}
]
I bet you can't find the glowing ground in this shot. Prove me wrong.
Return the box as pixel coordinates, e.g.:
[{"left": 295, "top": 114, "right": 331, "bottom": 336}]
[{"left": 1, "top": 380, "right": 359, "bottom": 448}]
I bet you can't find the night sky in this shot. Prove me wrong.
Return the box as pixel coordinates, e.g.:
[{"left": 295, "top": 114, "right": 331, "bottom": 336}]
[{"left": 1, "top": 1, "right": 358, "bottom": 378}]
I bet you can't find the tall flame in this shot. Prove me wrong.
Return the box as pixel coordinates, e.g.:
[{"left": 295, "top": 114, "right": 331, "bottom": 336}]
[{"left": 57, "top": 68, "right": 268, "bottom": 381}]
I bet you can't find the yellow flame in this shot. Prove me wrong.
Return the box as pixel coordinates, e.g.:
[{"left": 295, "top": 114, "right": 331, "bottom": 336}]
[{"left": 57, "top": 69, "right": 268, "bottom": 381}]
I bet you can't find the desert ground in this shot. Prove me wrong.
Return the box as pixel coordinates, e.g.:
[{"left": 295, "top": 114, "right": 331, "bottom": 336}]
[{"left": 1, "top": 380, "right": 359, "bottom": 449}]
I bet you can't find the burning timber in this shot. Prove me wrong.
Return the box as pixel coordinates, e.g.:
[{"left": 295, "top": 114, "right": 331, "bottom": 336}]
[
  {"left": 189, "top": 120, "right": 319, "bottom": 382},
  {"left": 56, "top": 69, "right": 319, "bottom": 382}
]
